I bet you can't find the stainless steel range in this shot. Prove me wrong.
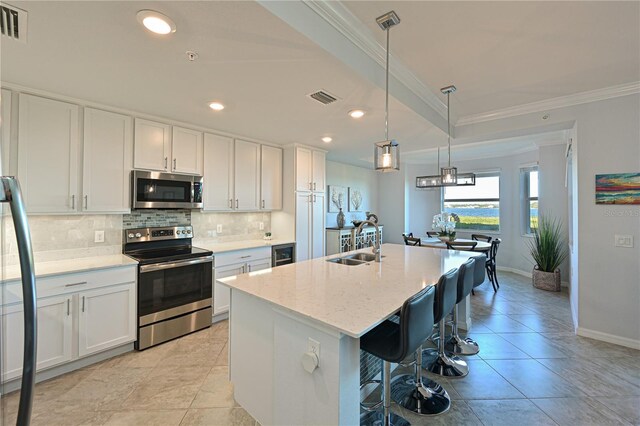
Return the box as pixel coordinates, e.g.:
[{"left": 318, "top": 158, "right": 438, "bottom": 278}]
[{"left": 123, "top": 225, "right": 213, "bottom": 350}]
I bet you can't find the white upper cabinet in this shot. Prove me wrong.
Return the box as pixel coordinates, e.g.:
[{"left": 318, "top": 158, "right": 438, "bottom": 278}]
[
  {"left": 18, "top": 94, "right": 79, "bottom": 213},
  {"left": 133, "top": 118, "right": 171, "bottom": 172},
  {"left": 82, "top": 108, "right": 132, "bottom": 213},
  {"left": 203, "top": 133, "right": 234, "bottom": 211},
  {"left": 295, "top": 147, "right": 313, "bottom": 192},
  {"left": 311, "top": 193, "right": 326, "bottom": 258},
  {"left": 312, "top": 150, "right": 326, "bottom": 192},
  {"left": 234, "top": 139, "right": 261, "bottom": 211},
  {"left": 295, "top": 146, "right": 325, "bottom": 193},
  {"left": 171, "top": 126, "right": 203, "bottom": 175},
  {"left": 261, "top": 145, "right": 283, "bottom": 210}
]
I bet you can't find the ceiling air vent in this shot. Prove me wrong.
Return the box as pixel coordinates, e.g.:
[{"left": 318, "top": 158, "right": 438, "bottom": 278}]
[
  {"left": 308, "top": 90, "right": 339, "bottom": 105},
  {"left": 1, "top": 4, "right": 27, "bottom": 43}
]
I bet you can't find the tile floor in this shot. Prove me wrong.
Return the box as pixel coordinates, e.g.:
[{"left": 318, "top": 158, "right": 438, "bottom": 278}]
[{"left": 2, "top": 272, "right": 639, "bottom": 425}]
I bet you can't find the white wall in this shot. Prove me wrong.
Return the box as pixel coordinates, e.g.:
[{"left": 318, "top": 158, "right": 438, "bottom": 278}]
[
  {"left": 456, "top": 93, "right": 640, "bottom": 348},
  {"left": 377, "top": 168, "right": 406, "bottom": 244},
  {"left": 325, "top": 161, "right": 379, "bottom": 228},
  {"left": 405, "top": 164, "right": 441, "bottom": 239}
]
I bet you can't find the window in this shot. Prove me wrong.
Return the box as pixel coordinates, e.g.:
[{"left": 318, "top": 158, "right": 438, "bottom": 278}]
[
  {"left": 521, "top": 166, "right": 539, "bottom": 234},
  {"left": 443, "top": 173, "right": 500, "bottom": 231}
]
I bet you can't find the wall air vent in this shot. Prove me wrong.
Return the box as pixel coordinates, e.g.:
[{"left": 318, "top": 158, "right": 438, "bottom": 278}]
[
  {"left": 308, "top": 90, "right": 339, "bottom": 105},
  {"left": 1, "top": 4, "right": 27, "bottom": 42}
]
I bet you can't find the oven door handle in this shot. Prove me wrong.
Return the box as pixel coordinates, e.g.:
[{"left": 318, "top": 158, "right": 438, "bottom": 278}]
[{"left": 139, "top": 256, "right": 214, "bottom": 273}]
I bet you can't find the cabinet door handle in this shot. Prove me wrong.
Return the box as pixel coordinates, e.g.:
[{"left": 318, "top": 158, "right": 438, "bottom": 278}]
[
  {"left": 84, "top": 195, "right": 88, "bottom": 210},
  {"left": 164, "top": 157, "right": 168, "bottom": 170},
  {"left": 240, "top": 255, "right": 251, "bottom": 259},
  {"left": 313, "top": 182, "right": 316, "bottom": 191},
  {"left": 235, "top": 199, "right": 239, "bottom": 209},
  {"left": 262, "top": 200, "right": 265, "bottom": 209},
  {"left": 67, "top": 299, "right": 70, "bottom": 316},
  {"left": 313, "top": 194, "right": 317, "bottom": 203},
  {"left": 173, "top": 158, "right": 177, "bottom": 170},
  {"left": 82, "top": 296, "right": 85, "bottom": 313},
  {"left": 229, "top": 199, "right": 233, "bottom": 209},
  {"left": 247, "top": 264, "right": 252, "bottom": 272},
  {"left": 71, "top": 195, "right": 75, "bottom": 209},
  {"left": 309, "top": 182, "right": 312, "bottom": 190},
  {"left": 65, "top": 281, "right": 87, "bottom": 287}
]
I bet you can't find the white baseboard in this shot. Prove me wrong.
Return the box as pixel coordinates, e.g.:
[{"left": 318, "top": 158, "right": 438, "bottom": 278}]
[
  {"left": 577, "top": 327, "right": 640, "bottom": 350},
  {"left": 496, "top": 266, "right": 569, "bottom": 287}
]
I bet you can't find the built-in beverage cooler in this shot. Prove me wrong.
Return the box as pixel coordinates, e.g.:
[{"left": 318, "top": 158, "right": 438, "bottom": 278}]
[{"left": 272, "top": 243, "right": 295, "bottom": 267}]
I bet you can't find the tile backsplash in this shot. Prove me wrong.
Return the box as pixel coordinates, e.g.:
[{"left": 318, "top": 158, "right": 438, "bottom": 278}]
[
  {"left": 123, "top": 210, "right": 192, "bottom": 229},
  {"left": 191, "top": 211, "right": 271, "bottom": 241}
]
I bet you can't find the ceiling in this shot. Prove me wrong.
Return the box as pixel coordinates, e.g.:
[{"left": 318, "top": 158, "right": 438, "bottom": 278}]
[{"left": 1, "top": 1, "right": 637, "bottom": 167}]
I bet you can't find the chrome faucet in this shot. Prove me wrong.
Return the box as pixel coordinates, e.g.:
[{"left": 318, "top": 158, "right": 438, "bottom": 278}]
[{"left": 356, "top": 220, "right": 381, "bottom": 262}]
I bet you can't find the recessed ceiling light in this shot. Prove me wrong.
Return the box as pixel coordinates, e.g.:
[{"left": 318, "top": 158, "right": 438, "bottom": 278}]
[
  {"left": 137, "top": 10, "right": 176, "bottom": 35},
  {"left": 209, "top": 102, "right": 225, "bottom": 111},
  {"left": 348, "top": 109, "right": 365, "bottom": 119},
  {"left": 322, "top": 137, "right": 332, "bottom": 143}
]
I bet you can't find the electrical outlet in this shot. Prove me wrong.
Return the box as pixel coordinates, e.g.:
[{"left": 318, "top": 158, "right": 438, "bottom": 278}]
[
  {"left": 207, "top": 230, "right": 214, "bottom": 237},
  {"left": 307, "top": 338, "right": 320, "bottom": 358},
  {"left": 259, "top": 222, "right": 264, "bottom": 231},
  {"left": 94, "top": 230, "right": 105, "bottom": 243},
  {"left": 217, "top": 224, "right": 223, "bottom": 233},
  {"left": 614, "top": 234, "right": 634, "bottom": 248}
]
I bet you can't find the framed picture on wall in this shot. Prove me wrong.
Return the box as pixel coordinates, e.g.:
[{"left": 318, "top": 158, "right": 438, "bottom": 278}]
[
  {"left": 595, "top": 173, "right": 640, "bottom": 204},
  {"left": 328, "top": 185, "right": 347, "bottom": 212},
  {"left": 348, "top": 187, "right": 363, "bottom": 212}
]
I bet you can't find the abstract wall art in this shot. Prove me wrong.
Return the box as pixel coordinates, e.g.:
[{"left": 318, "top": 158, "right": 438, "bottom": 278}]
[{"left": 595, "top": 173, "right": 640, "bottom": 204}]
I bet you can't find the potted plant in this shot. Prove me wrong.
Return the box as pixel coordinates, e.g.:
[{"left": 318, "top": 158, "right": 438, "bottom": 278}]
[
  {"left": 528, "top": 215, "right": 568, "bottom": 292},
  {"left": 432, "top": 212, "right": 459, "bottom": 243}
]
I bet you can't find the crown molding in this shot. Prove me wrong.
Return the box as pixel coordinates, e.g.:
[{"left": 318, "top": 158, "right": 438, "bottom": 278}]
[
  {"left": 456, "top": 81, "right": 640, "bottom": 126},
  {"left": 303, "top": 1, "right": 447, "bottom": 119}
]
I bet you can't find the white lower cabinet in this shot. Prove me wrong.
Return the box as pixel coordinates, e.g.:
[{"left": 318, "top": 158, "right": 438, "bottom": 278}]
[
  {"left": 213, "top": 247, "right": 271, "bottom": 318},
  {"left": 78, "top": 283, "right": 136, "bottom": 357},
  {"left": 1, "top": 295, "right": 73, "bottom": 381},
  {"left": 1, "top": 266, "right": 136, "bottom": 382}
]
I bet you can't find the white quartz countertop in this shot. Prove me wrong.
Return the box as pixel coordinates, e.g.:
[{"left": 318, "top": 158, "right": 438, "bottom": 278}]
[
  {"left": 1, "top": 254, "right": 138, "bottom": 282},
  {"left": 193, "top": 239, "right": 295, "bottom": 254},
  {"left": 218, "top": 243, "right": 483, "bottom": 338}
]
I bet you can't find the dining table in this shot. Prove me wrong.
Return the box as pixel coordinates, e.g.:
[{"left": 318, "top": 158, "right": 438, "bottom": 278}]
[{"left": 420, "top": 237, "right": 492, "bottom": 252}]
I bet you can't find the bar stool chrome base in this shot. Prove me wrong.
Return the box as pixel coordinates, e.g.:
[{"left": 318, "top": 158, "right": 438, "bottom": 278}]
[
  {"left": 391, "top": 374, "right": 450, "bottom": 416},
  {"left": 360, "top": 410, "right": 410, "bottom": 426},
  {"left": 422, "top": 348, "right": 469, "bottom": 377},
  {"left": 445, "top": 335, "right": 480, "bottom": 356}
]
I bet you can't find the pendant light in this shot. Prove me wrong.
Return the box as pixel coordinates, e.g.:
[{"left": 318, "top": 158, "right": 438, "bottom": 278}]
[
  {"left": 416, "top": 84, "right": 475, "bottom": 188},
  {"left": 374, "top": 11, "right": 400, "bottom": 172}
]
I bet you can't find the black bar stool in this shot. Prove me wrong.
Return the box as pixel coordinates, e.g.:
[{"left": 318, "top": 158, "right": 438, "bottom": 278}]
[
  {"left": 422, "top": 268, "right": 469, "bottom": 377},
  {"left": 471, "top": 253, "right": 486, "bottom": 295},
  {"left": 360, "top": 286, "right": 446, "bottom": 425},
  {"left": 390, "top": 277, "right": 451, "bottom": 417},
  {"left": 445, "top": 258, "right": 480, "bottom": 356}
]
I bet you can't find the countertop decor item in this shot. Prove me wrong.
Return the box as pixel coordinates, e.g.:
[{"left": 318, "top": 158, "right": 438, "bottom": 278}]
[
  {"left": 337, "top": 209, "right": 346, "bottom": 229},
  {"left": 528, "top": 215, "right": 568, "bottom": 292},
  {"left": 432, "top": 212, "right": 459, "bottom": 242},
  {"left": 329, "top": 185, "right": 347, "bottom": 213},
  {"left": 373, "top": 11, "right": 400, "bottom": 172},
  {"left": 352, "top": 220, "right": 363, "bottom": 228}
]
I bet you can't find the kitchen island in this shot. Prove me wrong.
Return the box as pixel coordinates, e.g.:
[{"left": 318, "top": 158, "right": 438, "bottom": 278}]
[{"left": 218, "top": 243, "right": 481, "bottom": 425}]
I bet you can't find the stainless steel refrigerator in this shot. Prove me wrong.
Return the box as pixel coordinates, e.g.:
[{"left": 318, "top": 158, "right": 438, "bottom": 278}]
[{"left": 1, "top": 177, "right": 37, "bottom": 425}]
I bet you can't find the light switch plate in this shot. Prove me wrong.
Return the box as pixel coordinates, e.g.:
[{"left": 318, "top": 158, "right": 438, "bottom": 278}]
[
  {"left": 217, "top": 224, "right": 223, "bottom": 233},
  {"left": 259, "top": 222, "right": 264, "bottom": 231},
  {"left": 94, "top": 230, "right": 105, "bottom": 243},
  {"left": 614, "top": 234, "right": 634, "bottom": 248}
]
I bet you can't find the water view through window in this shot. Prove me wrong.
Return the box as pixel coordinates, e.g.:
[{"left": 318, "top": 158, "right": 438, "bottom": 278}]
[{"left": 444, "top": 174, "right": 501, "bottom": 231}]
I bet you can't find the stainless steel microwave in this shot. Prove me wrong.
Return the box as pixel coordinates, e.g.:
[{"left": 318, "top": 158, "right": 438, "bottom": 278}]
[{"left": 132, "top": 171, "right": 203, "bottom": 209}]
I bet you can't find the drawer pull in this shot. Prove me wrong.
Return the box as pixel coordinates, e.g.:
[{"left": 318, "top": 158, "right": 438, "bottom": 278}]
[
  {"left": 65, "top": 281, "right": 88, "bottom": 287},
  {"left": 240, "top": 255, "right": 251, "bottom": 259},
  {"left": 82, "top": 296, "right": 85, "bottom": 312},
  {"left": 67, "top": 299, "right": 70, "bottom": 316}
]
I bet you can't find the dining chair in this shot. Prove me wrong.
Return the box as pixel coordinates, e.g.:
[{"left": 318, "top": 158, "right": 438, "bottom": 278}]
[
  {"left": 403, "top": 233, "right": 421, "bottom": 246},
  {"left": 426, "top": 231, "right": 439, "bottom": 238},
  {"left": 471, "top": 234, "right": 492, "bottom": 243},
  {"left": 485, "top": 238, "right": 502, "bottom": 292},
  {"left": 445, "top": 241, "right": 477, "bottom": 251}
]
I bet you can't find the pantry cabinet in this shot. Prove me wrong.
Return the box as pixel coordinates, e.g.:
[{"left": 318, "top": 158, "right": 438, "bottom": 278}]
[
  {"left": 203, "top": 133, "right": 234, "bottom": 211},
  {"left": 17, "top": 94, "right": 79, "bottom": 213},
  {"left": 261, "top": 145, "right": 283, "bottom": 210},
  {"left": 82, "top": 108, "right": 132, "bottom": 213},
  {"left": 295, "top": 192, "right": 325, "bottom": 261},
  {"left": 295, "top": 147, "right": 326, "bottom": 193}
]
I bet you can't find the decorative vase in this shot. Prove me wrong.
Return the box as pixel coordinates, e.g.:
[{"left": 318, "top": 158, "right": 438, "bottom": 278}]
[
  {"left": 337, "top": 208, "right": 346, "bottom": 229},
  {"left": 532, "top": 266, "right": 561, "bottom": 292},
  {"left": 438, "top": 235, "right": 455, "bottom": 243}
]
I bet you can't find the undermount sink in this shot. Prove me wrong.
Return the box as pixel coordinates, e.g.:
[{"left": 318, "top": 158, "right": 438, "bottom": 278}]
[
  {"left": 326, "top": 257, "right": 368, "bottom": 266},
  {"left": 346, "top": 253, "right": 378, "bottom": 262}
]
